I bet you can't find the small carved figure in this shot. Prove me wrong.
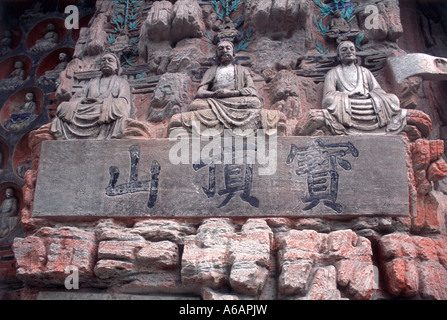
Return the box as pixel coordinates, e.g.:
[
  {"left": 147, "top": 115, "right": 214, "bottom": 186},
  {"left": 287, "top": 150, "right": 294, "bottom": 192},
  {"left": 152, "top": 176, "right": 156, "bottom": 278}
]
[
  {"left": 0, "top": 60, "right": 26, "bottom": 92},
  {"left": 0, "top": 188, "right": 19, "bottom": 238},
  {"left": 16, "top": 158, "right": 32, "bottom": 179},
  {"left": 174, "top": 40, "right": 284, "bottom": 135},
  {"left": 0, "top": 30, "right": 13, "bottom": 56},
  {"left": 322, "top": 41, "right": 406, "bottom": 135},
  {"left": 30, "top": 23, "right": 59, "bottom": 53},
  {"left": 38, "top": 52, "right": 69, "bottom": 85},
  {"left": 20, "top": 1, "right": 45, "bottom": 23},
  {"left": 329, "top": 10, "right": 351, "bottom": 34},
  {"left": 326, "top": 10, "right": 360, "bottom": 42},
  {"left": 4, "top": 92, "right": 38, "bottom": 131},
  {"left": 51, "top": 53, "right": 132, "bottom": 140}
]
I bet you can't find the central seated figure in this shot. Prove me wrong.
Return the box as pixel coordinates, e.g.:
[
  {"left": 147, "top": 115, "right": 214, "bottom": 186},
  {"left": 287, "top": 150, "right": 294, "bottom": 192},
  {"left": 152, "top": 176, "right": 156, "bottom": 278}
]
[{"left": 172, "top": 40, "right": 284, "bottom": 136}]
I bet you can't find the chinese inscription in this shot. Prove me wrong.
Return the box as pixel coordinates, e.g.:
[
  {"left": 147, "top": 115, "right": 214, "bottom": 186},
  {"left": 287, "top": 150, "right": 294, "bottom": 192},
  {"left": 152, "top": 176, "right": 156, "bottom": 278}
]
[
  {"left": 286, "top": 139, "right": 359, "bottom": 213},
  {"left": 106, "top": 145, "right": 161, "bottom": 208},
  {"left": 33, "top": 137, "right": 409, "bottom": 218},
  {"left": 193, "top": 143, "right": 260, "bottom": 208}
]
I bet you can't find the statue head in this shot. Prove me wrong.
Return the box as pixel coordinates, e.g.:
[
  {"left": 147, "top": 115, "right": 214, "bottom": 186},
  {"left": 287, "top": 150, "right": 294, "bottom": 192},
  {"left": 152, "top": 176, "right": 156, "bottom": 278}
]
[
  {"left": 333, "top": 10, "right": 342, "bottom": 18},
  {"left": 5, "top": 188, "right": 13, "bottom": 198},
  {"left": 25, "top": 92, "right": 34, "bottom": 101},
  {"left": 14, "top": 60, "right": 24, "bottom": 69},
  {"left": 58, "top": 52, "right": 68, "bottom": 62},
  {"left": 216, "top": 40, "right": 235, "bottom": 65},
  {"left": 100, "top": 53, "right": 121, "bottom": 76},
  {"left": 47, "top": 23, "right": 55, "bottom": 32},
  {"left": 337, "top": 41, "right": 357, "bottom": 65}
]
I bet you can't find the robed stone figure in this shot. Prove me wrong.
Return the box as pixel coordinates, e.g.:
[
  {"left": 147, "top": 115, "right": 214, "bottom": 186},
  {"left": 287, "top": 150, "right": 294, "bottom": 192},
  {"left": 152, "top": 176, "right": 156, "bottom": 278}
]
[
  {"left": 51, "top": 53, "right": 132, "bottom": 140},
  {"left": 0, "top": 188, "right": 18, "bottom": 238},
  {"left": 176, "top": 40, "right": 284, "bottom": 136},
  {"left": 322, "top": 41, "right": 406, "bottom": 135}
]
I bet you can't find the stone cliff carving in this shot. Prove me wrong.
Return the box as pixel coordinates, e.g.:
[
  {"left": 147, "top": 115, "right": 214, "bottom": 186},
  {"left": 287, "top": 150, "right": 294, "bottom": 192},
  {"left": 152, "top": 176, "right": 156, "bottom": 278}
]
[
  {"left": 0, "top": 188, "right": 19, "bottom": 238},
  {"left": 0, "top": 30, "right": 13, "bottom": 56},
  {"left": 37, "top": 52, "right": 69, "bottom": 86},
  {"left": 50, "top": 53, "right": 132, "bottom": 140},
  {"left": 30, "top": 23, "right": 58, "bottom": 53},
  {"left": 212, "top": 16, "right": 243, "bottom": 44},
  {"left": 4, "top": 92, "right": 38, "bottom": 132},
  {"left": 0, "top": 60, "right": 26, "bottom": 92},
  {"left": 329, "top": 10, "right": 351, "bottom": 34},
  {"left": 148, "top": 72, "right": 192, "bottom": 122},
  {"left": 170, "top": 40, "right": 285, "bottom": 135},
  {"left": 322, "top": 41, "right": 407, "bottom": 135},
  {"left": 326, "top": 9, "right": 360, "bottom": 42}
]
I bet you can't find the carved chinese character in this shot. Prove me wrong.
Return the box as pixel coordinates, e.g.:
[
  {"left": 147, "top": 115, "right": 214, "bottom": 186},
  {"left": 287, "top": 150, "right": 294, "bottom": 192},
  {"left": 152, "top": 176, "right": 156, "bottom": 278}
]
[
  {"left": 106, "top": 145, "right": 160, "bottom": 209},
  {"left": 286, "top": 139, "right": 359, "bottom": 213}
]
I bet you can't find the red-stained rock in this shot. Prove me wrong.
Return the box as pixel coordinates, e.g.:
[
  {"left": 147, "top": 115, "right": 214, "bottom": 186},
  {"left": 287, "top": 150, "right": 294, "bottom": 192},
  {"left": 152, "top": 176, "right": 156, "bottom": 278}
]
[
  {"left": 278, "top": 229, "right": 374, "bottom": 300},
  {"left": 94, "top": 259, "right": 147, "bottom": 279},
  {"left": 379, "top": 233, "right": 447, "bottom": 299},
  {"left": 12, "top": 226, "right": 97, "bottom": 286},
  {"left": 428, "top": 158, "right": 447, "bottom": 181},
  {"left": 136, "top": 241, "right": 179, "bottom": 269},
  {"left": 412, "top": 236, "right": 438, "bottom": 261},
  {"left": 131, "top": 219, "right": 196, "bottom": 244},
  {"left": 434, "top": 237, "right": 447, "bottom": 268},
  {"left": 379, "top": 233, "right": 417, "bottom": 260},
  {"left": 181, "top": 219, "right": 235, "bottom": 290},
  {"left": 228, "top": 219, "right": 272, "bottom": 296},
  {"left": 93, "top": 220, "right": 182, "bottom": 286},
  {"left": 406, "top": 109, "right": 433, "bottom": 138},
  {"left": 298, "top": 266, "right": 345, "bottom": 300},
  {"left": 409, "top": 138, "right": 447, "bottom": 233},
  {"left": 279, "top": 260, "right": 313, "bottom": 295},
  {"left": 383, "top": 258, "right": 419, "bottom": 296},
  {"left": 12, "top": 236, "right": 46, "bottom": 281},
  {"left": 418, "top": 260, "right": 447, "bottom": 300},
  {"left": 413, "top": 193, "right": 441, "bottom": 233},
  {"left": 98, "top": 240, "right": 146, "bottom": 262}
]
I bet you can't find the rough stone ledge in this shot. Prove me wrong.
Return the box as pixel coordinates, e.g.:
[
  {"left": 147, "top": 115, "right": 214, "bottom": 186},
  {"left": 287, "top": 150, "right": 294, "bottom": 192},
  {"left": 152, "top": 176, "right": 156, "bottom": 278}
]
[{"left": 10, "top": 215, "right": 446, "bottom": 300}]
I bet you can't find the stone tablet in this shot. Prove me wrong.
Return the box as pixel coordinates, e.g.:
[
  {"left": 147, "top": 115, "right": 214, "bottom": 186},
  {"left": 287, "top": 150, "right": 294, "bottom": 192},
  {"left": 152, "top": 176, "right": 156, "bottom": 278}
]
[{"left": 33, "top": 135, "right": 409, "bottom": 218}]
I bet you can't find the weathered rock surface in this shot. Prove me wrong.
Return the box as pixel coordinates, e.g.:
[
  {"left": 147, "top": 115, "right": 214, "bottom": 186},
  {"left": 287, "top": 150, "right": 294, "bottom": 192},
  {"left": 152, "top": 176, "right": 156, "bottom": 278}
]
[
  {"left": 409, "top": 139, "right": 447, "bottom": 233},
  {"left": 142, "top": 1, "right": 173, "bottom": 43},
  {"left": 148, "top": 72, "right": 193, "bottom": 122},
  {"left": 357, "top": 0, "right": 403, "bottom": 42},
  {"left": 228, "top": 219, "right": 272, "bottom": 296},
  {"left": 10, "top": 220, "right": 447, "bottom": 300},
  {"left": 171, "top": 0, "right": 205, "bottom": 43},
  {"left": 246, "top": 0, "right": 309, "bottom": 34},
  {"left": 141, "top": 0, "right": 204, "bottom": 44},
  {"left": 379, "top": 233, "right": 447, "bottom": 299},
  {"left": 13, "top": 227, "right": 97, "bottom": 286},
  {"left": 277, "top": 229, "right": 375, "bottom": 300},
  {"left": 181, "top": 219, "right": 235, "bottom": 290}
]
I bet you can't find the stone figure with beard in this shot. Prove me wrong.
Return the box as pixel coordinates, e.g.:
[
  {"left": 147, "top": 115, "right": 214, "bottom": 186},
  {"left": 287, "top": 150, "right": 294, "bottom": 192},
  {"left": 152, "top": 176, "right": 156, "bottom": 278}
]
[{"left": 51, "top": 53, "right": 132, "bottom": 139}]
